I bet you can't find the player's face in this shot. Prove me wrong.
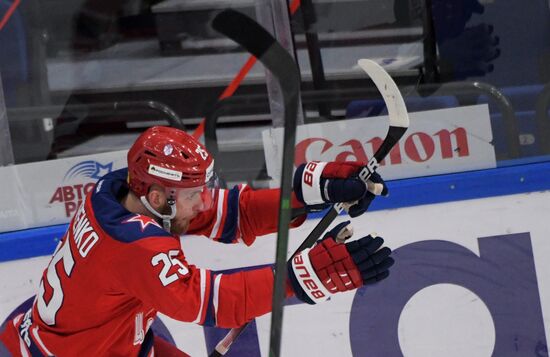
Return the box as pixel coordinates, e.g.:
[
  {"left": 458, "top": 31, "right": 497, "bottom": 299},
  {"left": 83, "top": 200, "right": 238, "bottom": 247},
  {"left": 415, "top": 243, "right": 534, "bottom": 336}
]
[{"left": 169, "top": 186, "right": 214, "bottom": 235}]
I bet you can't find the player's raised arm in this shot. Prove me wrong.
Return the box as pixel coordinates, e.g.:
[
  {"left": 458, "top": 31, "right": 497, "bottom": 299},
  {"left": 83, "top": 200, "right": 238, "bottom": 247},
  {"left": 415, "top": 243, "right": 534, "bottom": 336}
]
[
  {"left": 188, "top": 160, "right": 389, "bottom": 246},
  {"left": 187, "top": 185, "right": 307, "bottom": 245}
]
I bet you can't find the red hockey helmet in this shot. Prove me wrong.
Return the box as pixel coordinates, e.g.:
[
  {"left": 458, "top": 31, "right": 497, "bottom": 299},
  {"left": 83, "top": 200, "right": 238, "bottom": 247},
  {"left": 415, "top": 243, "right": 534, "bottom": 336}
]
[{"left": 127, "top": 126, "right": 214, "bottom": 197}]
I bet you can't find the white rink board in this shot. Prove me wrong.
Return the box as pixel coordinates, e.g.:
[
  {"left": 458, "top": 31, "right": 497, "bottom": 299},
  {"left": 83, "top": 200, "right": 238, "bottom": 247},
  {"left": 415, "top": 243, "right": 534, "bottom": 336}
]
[
  {"left": 2, "top": 191, "right": 550, "bottom": 356},
  {"left": 0, "top": 150, "right": 128, "bottom": 233},
  {"left": 263, "top": 104, "right": 496, "bottom": 186},
  {"left": 0, "top": 105, "right": 494, "bottom": 234}
]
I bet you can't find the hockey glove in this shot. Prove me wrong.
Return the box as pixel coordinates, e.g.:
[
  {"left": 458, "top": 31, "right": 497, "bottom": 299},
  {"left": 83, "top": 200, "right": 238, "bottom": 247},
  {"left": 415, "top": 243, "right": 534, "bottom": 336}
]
[
  {"left": 287, "top": 221, "right": 394, "bottom": 304},
  {"left": 293, "top": 161, "right": 388, "bottom": 217}
]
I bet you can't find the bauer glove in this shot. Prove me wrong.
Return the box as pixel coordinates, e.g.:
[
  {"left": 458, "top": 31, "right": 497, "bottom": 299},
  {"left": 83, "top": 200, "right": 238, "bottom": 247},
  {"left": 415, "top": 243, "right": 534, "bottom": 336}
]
[
  {"left": 293, "top": 161, "right": 388, "bottom": 217},
  {"left": 287, "top": 221, "right": 394, "bottom": 304}
]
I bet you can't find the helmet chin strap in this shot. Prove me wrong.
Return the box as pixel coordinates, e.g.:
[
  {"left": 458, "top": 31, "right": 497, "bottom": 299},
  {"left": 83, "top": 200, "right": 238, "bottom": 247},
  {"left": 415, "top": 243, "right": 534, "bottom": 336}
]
[{"left": 140, "top": 195, "right": 177, "bottom": 232}]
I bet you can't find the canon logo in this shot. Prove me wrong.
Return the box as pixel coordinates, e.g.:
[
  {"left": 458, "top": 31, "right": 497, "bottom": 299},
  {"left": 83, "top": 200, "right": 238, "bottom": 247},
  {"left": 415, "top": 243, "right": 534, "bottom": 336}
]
[{"left": 294, "top": 128, "right": 470, "bottom": 167}]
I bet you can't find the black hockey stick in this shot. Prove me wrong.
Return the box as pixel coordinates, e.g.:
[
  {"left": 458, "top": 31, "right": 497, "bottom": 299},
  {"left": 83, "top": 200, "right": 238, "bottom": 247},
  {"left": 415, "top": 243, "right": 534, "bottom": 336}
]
[
  {"left": 209, "top": 57, "right": 409, "bottom": 356},
  {"left": 209, "top": 9, "right": 301, "bottom": 357},
  {"left": 294, "top": 58, "right": 410, "bottom": 255}
]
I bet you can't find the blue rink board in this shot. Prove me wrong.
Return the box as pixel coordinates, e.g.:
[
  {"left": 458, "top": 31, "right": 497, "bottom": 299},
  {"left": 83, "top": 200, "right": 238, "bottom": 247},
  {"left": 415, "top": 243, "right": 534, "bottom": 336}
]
[{"left": 1, "top": 160, "right": 550, "bottom": 262}]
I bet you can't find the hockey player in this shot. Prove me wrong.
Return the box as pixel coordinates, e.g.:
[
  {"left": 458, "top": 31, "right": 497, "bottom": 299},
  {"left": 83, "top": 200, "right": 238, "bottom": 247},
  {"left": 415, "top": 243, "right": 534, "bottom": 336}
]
[{"left": 0, "top": 126, "right": 394, "bottom": 356}]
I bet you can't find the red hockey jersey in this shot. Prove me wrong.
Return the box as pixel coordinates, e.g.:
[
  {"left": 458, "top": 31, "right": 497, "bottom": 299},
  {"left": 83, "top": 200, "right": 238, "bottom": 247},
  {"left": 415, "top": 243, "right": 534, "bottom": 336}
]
[{"left": 1, "top": 168, "right": 304, "bottom": 356}]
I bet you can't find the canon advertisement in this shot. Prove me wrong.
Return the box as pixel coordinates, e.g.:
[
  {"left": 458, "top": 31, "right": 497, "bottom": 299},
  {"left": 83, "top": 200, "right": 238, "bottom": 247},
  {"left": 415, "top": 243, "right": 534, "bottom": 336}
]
[{"left": 263, "top": 104, "right": 496, "bottom": 185}]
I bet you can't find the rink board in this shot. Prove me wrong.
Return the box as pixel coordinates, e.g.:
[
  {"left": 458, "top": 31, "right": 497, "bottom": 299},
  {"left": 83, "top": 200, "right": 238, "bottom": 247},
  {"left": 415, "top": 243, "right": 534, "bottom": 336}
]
[
  {"left": 1, "top": 187, "right": 550, "bottom": 356},
  {"left": 263, "top": 104, "right": 497, "bottom": 186},
  {"left": 0, "top": 105, "right": 496, "bottom": 234},
  {"left": 2, "top": 159, "right": 549, "bottom": 262}
]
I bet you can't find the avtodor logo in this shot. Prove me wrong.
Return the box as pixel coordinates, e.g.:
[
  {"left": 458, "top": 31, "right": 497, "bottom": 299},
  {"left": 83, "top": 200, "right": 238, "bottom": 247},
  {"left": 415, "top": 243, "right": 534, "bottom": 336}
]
[{"left": 49, "top": 161, "right": 113, "bottom": 217}]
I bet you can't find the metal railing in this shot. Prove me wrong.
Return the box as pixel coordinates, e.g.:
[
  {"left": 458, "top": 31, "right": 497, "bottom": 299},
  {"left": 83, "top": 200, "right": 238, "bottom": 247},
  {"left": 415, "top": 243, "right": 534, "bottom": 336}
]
[
  {"left": 6, "top": 100, "right": 184, "bottom": 162},
  {"left": 535, "top": 83, "right": 550, "bottom": 154},
  {"left": 7, "top": 100, "right": 185, "bottom": 129}
]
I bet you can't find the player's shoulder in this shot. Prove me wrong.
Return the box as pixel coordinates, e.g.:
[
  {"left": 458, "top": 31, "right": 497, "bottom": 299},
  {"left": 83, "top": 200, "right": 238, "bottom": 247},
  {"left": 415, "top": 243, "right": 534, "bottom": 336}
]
[
  {"left": 116, "top": 213, "right": 173, "bottom": 243},
  {"left": 89, "top": 168, "right": 173, "bottom": 243}
]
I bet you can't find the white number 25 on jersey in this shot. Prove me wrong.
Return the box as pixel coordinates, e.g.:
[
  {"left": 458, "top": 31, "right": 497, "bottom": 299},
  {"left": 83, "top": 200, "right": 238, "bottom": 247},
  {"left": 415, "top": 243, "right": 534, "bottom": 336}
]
[{"left": 151, "top": 250, "right": 189, "bottom": 286}]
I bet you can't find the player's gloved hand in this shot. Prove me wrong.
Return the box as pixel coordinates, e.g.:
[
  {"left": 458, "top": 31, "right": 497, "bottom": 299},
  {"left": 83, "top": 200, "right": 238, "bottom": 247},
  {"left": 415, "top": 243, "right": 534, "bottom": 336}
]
[
  {"left": 287, "top": 221, "right": 394, "bottom": 304},
  {"left": 293, "top": 161, "right": 388, "bottom": 217}
]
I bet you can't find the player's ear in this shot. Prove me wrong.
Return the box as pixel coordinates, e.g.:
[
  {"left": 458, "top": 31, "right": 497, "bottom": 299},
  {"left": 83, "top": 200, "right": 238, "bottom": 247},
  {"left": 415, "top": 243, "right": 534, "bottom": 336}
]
[{"left": 146, "top": 184, "right": 167, "bottom": 210}]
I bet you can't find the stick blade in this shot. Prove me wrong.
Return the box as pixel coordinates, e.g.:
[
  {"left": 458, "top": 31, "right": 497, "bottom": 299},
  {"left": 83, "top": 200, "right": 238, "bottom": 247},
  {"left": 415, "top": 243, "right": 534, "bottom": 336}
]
[{"left": 357, "top": 59, "right": 410, "bottom": 129}]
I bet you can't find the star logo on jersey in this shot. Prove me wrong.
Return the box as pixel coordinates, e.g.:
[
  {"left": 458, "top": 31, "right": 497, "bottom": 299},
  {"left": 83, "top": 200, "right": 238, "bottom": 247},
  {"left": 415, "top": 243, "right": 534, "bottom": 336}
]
[{"left": 123, "top": 215, "right": 162, "bottom": 231}]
